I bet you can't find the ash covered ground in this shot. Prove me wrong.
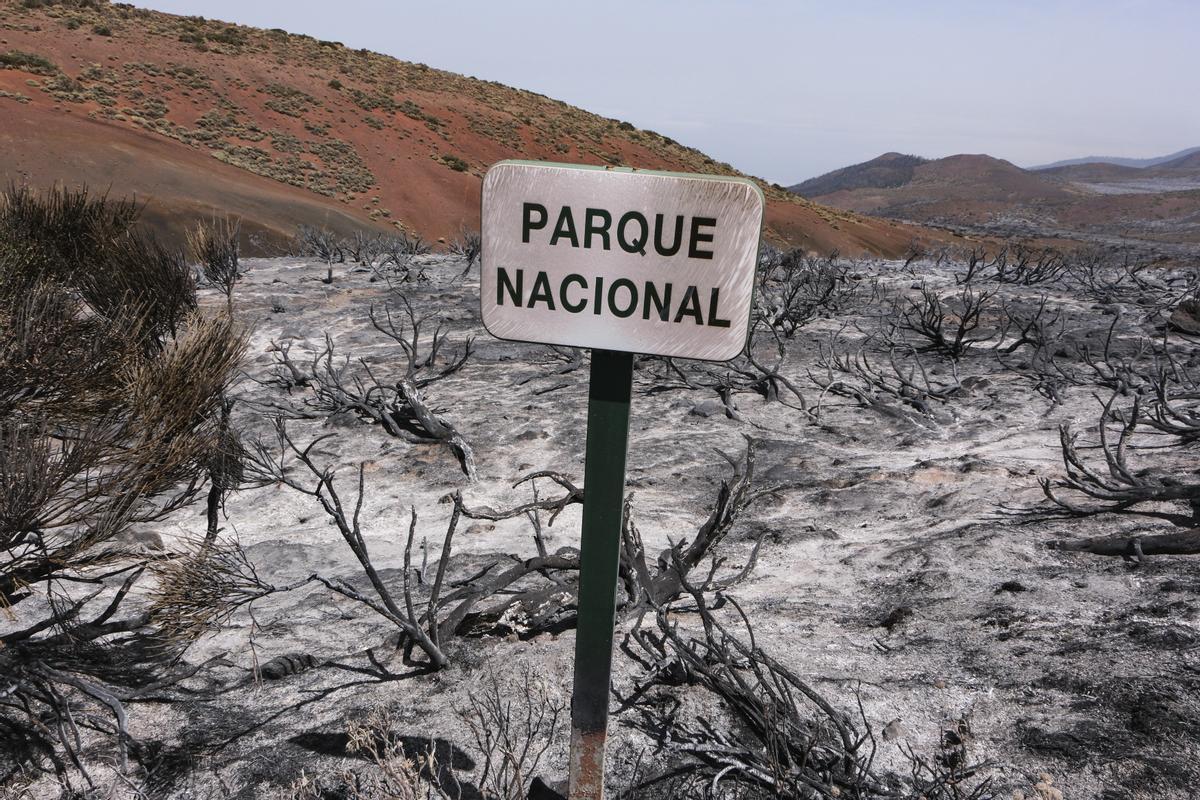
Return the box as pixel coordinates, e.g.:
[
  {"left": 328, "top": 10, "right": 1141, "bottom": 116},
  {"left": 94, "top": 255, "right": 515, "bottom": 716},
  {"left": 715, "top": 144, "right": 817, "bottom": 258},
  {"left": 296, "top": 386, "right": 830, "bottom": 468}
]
[{"left": 9, "top": 247, "right": 1200, "bottom": 800}]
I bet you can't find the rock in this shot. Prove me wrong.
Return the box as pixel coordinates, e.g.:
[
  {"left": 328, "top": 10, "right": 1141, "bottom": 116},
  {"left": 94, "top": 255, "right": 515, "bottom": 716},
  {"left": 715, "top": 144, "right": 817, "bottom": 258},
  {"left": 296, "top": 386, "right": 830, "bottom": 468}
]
[
  {"left": 876, "top": 605, "right": 913, "bottom": 631},
  {"left": 689, "top": 399, "right": 726, "bottom": 418},
  {"left": 882, "top": 718, "right": 908, "bottom": 741},
  {"left": 323, "top": 409, "right": 359, "bottom": 428},
  {"left": 996, "top": 580, "right": 1028, "bottom": 593},
  {"left": 529, "top": 777, "right": 568, "bottom": 800},
  {"left": 258, "top": 652, "right": 318, "bottom": 681},
  {"left": 1169, "top": 299, "right": 1200, "bottom": 335},
  {"left": 1034, "top": 775, "right": 1063, "bottom": 800},
  {"left": 117, "top": 528, "right": 164, "bottom": 552}
]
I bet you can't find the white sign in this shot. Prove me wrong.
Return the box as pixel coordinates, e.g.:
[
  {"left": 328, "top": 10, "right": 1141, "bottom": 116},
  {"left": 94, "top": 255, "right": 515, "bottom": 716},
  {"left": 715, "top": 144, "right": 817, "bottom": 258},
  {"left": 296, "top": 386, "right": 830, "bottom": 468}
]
[{"left": 480, "top": 161, "right": 764, "bottom": 362}]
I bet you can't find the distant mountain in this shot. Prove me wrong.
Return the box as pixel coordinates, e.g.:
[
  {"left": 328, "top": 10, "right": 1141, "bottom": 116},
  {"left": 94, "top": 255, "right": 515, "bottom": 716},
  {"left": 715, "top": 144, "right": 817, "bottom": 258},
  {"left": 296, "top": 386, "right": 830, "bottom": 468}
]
[
  {"left": 1040, "top": 151, "right": 1200, "bottom": 183},
  {"left": 1037, "top": 162, "right": 1148, "bottom": 182},
  {"left": 787, "top": 149, "right": 1200, "bottom": 246},
  {"left": 789, "top": 152, "right": 928, "bottom": 198},
  {"left": 788, "top": 153, "right": 1072, "bottom": 220},
  {"left": 1030, "top": 146, "right": 1200, "bottom": 171},
  {"left": 1158, "top": 150, "right": 1200, "bottom": 172}
]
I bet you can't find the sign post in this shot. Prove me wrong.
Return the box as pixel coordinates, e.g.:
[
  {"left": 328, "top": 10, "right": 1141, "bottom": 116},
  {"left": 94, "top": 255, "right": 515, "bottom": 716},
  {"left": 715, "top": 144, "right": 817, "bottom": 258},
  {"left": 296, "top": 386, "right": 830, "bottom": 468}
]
[
  {"left": 568, "top": 348, "right": 633, "bottom": 798},
  {"left": 480, "top": 161, "right": 764, "bottom": 799}
]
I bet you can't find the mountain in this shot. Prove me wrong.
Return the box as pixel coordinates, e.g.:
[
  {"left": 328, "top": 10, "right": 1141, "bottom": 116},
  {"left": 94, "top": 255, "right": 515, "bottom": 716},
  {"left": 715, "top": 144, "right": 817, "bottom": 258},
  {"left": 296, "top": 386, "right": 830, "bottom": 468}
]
[
  {"left": 790, "top": 153, "right": 1072, "bottom": 219},
  {"left": 1157, "top": 150, "right": 1200, "bottom": 172},
  {"left": 788, "top": 151, "right": 1200, "bottom": 245},
  {"left": 1038, "top": 151, "right": 1200, "bottom": 183},
  {"left": 789, "top": 152, "right": 928, "bottom": 198},
  {"left": 1030, "top": 146, "right": 1200, "bottom": 171},
  {"left": 0, "top": 1, "right": 930, "bottom": 256},
  {"left": 1036, "top": 161, "right": 1148, "bottom": 182}
]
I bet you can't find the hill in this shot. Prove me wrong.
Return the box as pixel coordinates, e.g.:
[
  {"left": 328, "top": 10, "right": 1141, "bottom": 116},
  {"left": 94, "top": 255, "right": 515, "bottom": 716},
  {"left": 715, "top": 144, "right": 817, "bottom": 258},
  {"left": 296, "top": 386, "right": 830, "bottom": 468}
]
[
  {"left": 788, "top": 152, "right": 927, "bottom": 198},
  {"left": 1038, "top": 152, "right": 1200, "bottom": 186},
  {"left": 1036, "top": 161, "right": 1148, "bottom": 182},
  {"left": 0, "top": 0, "right": 930, "bottom": 256},
  {"left": 793, "top": 153, "right": 1072, "bottom": 219},
  {"left": 1157, "top": 150, "right": 1200, "bottom": 172}
]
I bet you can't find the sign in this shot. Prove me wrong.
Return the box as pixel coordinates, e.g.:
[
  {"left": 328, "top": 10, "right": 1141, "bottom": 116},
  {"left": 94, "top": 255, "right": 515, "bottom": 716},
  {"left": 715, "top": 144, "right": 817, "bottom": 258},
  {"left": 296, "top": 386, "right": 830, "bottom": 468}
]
[
  {"left": 481, "top": 160, "right": 764, "bottom": 362},
  {"left": 478, "top": 160, "right": 766, "bottom": 800}
]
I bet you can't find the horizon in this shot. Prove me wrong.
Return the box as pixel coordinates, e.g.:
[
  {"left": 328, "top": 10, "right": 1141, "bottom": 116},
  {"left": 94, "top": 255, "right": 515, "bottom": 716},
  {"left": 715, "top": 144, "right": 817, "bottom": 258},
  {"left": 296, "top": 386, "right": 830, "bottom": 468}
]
[{"left": 126, "top": 0, "right": 1200, "bottom": 184}]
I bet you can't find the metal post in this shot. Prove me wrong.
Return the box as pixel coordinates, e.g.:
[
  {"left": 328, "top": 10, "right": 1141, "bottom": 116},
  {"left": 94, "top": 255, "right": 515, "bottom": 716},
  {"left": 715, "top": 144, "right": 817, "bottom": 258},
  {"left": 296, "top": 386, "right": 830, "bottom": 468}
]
[{"left": 567, "top": 348, "right": 634, "bottom": 800}]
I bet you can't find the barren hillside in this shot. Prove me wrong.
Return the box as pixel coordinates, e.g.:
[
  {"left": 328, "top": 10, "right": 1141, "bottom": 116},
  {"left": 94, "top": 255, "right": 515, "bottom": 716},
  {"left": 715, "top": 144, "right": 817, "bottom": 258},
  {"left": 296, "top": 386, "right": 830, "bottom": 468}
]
[{"left": 0, "top": 0, "right": 934, "bottom": 254}]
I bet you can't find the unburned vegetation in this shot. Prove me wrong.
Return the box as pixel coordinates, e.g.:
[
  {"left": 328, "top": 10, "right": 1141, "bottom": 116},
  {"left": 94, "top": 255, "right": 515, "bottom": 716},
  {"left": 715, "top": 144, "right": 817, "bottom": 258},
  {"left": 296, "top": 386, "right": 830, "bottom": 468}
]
[{"left": 2, "top": 192, "right": 1199, "bottom": 799}]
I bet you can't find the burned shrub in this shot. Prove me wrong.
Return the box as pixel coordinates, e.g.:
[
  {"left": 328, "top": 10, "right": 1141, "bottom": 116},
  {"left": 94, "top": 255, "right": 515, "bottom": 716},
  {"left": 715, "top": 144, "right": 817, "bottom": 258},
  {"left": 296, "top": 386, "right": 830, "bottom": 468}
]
[
  {"left": 892, "top": 282, "right": 999, "bottom": 360},
  {"left": 1041, "top": 392, "right": 1200, "bottom": 528},
  {"left": 293, "top": 224, "right": 343, "bottom": 283},
  {"left": 187, "top": 215, "right": 242, "bottom": 308},
  {"left": 0, "top": 188, "right": 246, "bottom": 789},
  {"left": 756, "top": 248, "right": 858, "bottom": 337},
  {"left": 623, "top": 587, "right": 992, "bottom": 799},
  {"left": 810, "top": 334, "right": 962, "bottom": 422},
  {"left": 346, "top": 230, "right": 385, "bottom": 266},
  {"left": 450, "top": 229, "right": 482, "bottom": 277},
  {"left": 263, "top": 298, "right": 478, "bottom": 479}
]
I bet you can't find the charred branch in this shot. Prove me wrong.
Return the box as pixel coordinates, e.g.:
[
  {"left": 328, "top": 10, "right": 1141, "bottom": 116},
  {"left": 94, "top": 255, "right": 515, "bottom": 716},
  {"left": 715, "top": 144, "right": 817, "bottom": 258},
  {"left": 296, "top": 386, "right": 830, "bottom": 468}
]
[
  {"left": 896, "top": 283, "right": 998, "bottom": 359},
  {"left": 810, "top": 336, "right": 961, "bottom": 420},
  {"left": 246, "top": 420, "right": 449, "bottom": 668},
  {"left": 756, "top": 249, "right": 858, "bottom": 338},
  {"left": 1047, "top": 528, "right": 1200, "bottom": 559},
  {"left": 265, "top": 299, "right": 477, "bottom": 479},
  {"left": 622, "top": 584, "right": 992, "bottom": 799},
  {"left": 1040, "top": 393, "right": 1200, "bottom": 525}
]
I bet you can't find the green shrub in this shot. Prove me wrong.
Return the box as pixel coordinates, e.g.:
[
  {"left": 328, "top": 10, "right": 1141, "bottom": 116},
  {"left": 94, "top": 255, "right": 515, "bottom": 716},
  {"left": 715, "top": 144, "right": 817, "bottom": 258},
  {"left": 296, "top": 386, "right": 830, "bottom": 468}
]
[
  {"left": 263, "top": 82, "right": 317, "bottom": 117},
  {"left": 206, "top": 26, "right": 246, "bottom": 46},
  {"left": 328, "top": 78, "right": 342, "bottom": 90},
  {"left": 441, "top": 154, "right": 469, "bottom": 172},
  {"left": 92, "top": 24, "right": 112, "bottom": 36},
  {"left": 0, "top": 50, "right": 59, "bottom": 76}
]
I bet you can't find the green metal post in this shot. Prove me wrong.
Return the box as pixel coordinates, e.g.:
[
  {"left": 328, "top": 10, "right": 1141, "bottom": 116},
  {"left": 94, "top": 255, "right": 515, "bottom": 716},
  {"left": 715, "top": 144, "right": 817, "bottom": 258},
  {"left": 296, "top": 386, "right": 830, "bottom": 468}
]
[{"left": 567, "top": 348, "right": 634, "bottom": 800}]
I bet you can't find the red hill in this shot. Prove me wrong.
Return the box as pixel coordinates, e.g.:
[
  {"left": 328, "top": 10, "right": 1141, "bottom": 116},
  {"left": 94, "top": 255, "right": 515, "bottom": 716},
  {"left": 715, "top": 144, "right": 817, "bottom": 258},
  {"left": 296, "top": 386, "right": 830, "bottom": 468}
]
[{"left": 0, "top": 1, "right": 934, "bottom": 255}]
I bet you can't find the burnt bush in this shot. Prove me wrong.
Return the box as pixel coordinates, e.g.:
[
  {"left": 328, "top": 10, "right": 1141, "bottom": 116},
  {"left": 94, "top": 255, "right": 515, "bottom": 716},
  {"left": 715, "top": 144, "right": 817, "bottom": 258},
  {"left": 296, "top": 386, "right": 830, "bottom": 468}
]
[{"left": 0, "top": 186, "right": 246, "bottom": 791}]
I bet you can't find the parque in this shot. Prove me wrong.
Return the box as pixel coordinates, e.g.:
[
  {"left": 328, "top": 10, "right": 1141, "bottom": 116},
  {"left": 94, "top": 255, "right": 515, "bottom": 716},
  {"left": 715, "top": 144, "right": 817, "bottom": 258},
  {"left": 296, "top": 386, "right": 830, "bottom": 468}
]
[
  {"left": 522, "top": 202, "right": 717, "bottom": 259},
  {"left": 495, "top": 266, "right": 732, "bottom": 327}
]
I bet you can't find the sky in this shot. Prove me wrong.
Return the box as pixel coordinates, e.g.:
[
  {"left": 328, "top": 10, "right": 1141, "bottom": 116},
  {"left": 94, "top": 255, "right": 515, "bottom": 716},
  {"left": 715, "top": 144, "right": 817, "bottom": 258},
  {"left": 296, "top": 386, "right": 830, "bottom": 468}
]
[{"left": 131, "top": 1, "right": 1200, "bottom": 184}]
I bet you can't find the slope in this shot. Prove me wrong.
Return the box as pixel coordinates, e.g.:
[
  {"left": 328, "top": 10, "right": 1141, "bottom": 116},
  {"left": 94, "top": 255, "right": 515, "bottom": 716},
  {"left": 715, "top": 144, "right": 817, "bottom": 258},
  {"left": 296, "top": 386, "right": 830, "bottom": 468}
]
[{"left": 0, "top": 0, "right": 933, "bottom": 256}]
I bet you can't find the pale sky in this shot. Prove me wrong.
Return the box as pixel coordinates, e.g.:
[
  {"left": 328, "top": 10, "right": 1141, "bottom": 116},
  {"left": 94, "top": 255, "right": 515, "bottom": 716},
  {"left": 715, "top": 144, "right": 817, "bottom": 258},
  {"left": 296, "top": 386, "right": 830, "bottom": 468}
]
[{"left": 131, "top": 1, "right": 1200, "bottom": 184}]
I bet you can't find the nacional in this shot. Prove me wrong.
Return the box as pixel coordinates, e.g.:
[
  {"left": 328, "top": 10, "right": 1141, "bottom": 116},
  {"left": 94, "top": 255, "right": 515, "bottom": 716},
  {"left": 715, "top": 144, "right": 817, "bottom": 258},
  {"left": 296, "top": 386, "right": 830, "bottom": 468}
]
[{"left": 496, "top": 267, "right": 732, "bottom": 328}]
